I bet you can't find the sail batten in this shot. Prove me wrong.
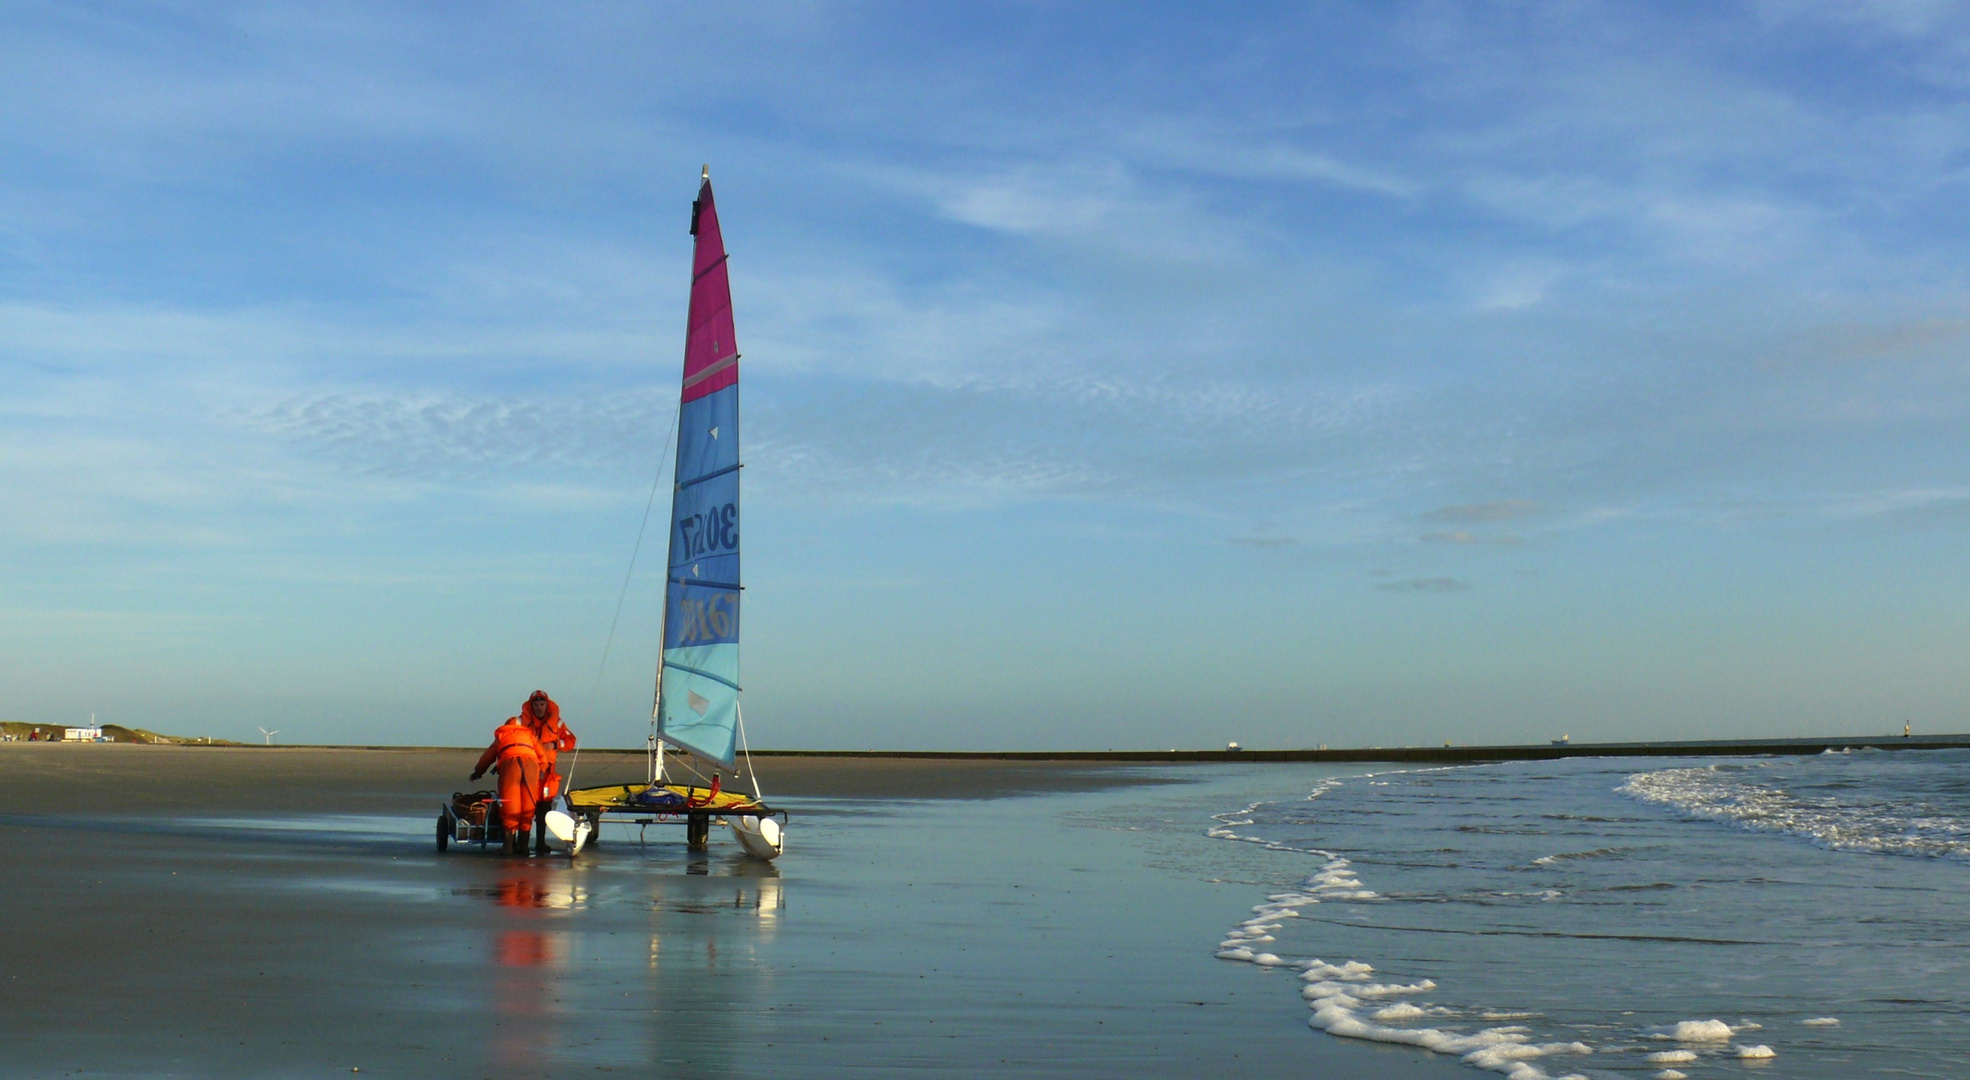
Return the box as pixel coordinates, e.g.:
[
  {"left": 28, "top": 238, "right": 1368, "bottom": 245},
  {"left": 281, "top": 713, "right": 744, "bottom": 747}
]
[
  {"left": 681, "top": 352, "right": 739, "bottom": 389},
  {"left": 663, "top": 660, "right": 740, "bottom": 691},
  {"left": 678, "top": 462, "right": 742, "bottom": 489},
  {"left": 656, "top": 172, "right": 743, "bottom": 769}
]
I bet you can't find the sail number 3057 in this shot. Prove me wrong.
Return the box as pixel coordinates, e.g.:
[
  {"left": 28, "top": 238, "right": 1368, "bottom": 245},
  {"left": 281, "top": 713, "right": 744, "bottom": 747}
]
[{"left": 678, "top": 502, "right": 738, "bottom": 558}]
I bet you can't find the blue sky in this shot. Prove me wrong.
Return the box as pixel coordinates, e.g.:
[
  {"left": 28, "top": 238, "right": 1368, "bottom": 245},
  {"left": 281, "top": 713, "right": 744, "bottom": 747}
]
[{"left": 6, "top": 2, "right": 1970, "bottom": 749}]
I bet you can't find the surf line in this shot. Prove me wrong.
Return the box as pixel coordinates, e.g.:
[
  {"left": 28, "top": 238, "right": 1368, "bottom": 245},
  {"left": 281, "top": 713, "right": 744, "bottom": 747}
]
[
  {"left": 1622, "top": 763, "right": 1970, "bottom": 862},
  {"left": 1208, "top": 781, "right": 1595, "bottom": 1080}
]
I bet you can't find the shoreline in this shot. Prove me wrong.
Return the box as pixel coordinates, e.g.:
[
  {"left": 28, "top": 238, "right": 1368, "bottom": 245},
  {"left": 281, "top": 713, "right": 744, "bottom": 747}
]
[
  {"left": 748, "top": 731, "right": 1970, "bottom": 761},
  {"left": 29, "top": 730, "right": 1968, "bottom": 762}
]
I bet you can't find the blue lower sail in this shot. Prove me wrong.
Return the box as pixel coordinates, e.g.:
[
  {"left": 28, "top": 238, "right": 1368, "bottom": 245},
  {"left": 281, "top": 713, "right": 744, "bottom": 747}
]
[
  {"left": 659, "top": 381, "right": 741, "bottom": 768},
  {"left": 660, "top": 643, "right": 739, "bottom": 766}
]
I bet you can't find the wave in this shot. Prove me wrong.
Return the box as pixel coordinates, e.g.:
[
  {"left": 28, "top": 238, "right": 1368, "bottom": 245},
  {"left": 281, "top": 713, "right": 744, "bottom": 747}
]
[
  {"left": 1526, "top": 846, "right": 1636, "bottom": 867},
  {"left": 1621, "top": 765, "right": 1970, "bottom": 861}
]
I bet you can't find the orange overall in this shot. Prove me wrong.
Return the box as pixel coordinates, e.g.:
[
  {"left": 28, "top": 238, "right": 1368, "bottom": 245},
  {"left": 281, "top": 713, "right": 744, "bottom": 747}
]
[
  {"left": 474, "top": 718, "right": 543, "bottom": 833},
  {"left": 522, "top": 691, "right": 576, "bottom": 802}
]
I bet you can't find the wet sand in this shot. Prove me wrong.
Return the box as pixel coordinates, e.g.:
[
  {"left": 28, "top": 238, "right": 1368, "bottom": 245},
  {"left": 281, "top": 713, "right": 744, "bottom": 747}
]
[
  {"left": 0, "top": 744, "right": 1178, "bottom": 814},
  {"left": 0, "top": 746, "right": 1453, "bottom": 1078}
]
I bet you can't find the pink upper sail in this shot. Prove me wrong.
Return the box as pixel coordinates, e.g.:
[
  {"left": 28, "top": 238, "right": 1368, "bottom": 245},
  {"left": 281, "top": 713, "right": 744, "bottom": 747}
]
[{"left": 682, "top": 173, "right": 738, "bottom": 404}]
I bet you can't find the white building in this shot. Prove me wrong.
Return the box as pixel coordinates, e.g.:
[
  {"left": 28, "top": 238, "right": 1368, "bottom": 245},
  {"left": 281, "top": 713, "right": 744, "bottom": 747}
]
[{"left": 64, "top": 727, "right": 104, "bottom": 741}]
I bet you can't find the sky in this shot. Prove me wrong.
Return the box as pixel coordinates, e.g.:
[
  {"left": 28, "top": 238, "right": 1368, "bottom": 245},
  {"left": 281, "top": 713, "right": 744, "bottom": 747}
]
[{"left": 6, "top": 1, "right": 1970, "bottom": 750}]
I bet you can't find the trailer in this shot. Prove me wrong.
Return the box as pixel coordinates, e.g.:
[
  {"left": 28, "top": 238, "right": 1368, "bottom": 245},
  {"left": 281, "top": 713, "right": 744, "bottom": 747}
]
[
  {"left": 438, "top": 789, "right": 599, "bottom": 856},
  {"left": 436, "top": 790, "right": 504, "bottom": 852}
]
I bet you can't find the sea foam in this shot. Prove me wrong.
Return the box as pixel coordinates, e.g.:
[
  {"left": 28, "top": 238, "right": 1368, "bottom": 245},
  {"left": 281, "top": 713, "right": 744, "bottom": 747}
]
[
  {"left": 1651, "top": 1019, "right": 1735, "bottom": 1041},
  {"left": 1213, "top": 840, "right": 1591, "bottom": 1079}
]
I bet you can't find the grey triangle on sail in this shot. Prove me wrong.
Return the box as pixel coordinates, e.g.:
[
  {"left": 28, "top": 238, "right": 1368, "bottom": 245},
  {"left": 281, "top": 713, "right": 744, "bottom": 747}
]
[{"left": 709, "top": 426, "right": 719, "bottom": 440}]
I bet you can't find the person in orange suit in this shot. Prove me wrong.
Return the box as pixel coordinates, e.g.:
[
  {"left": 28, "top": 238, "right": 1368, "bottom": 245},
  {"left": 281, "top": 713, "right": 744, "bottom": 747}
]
[
  {"left": 521, "top": 690, "right": 576, "bottom": 855},
  {"left": 471, "top": 717, "right": 542, "bottom": 855}
]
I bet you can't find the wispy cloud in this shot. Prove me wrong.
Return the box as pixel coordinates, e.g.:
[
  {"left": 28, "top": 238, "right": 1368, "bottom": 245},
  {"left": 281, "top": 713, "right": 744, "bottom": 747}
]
[
  {"left": 1421, "top": 530, "right": 1525, "bottom": 546},
  {"left": 1378, "top": 576, "right": 1470, "bottom": 593},
  {"left": 244, "top": 390, "right": 670, "bottom": 481},
  {"left": 1118, "top": 117, "right": 1424, "bottom": 198},
  {"left": 1424, "top": 501, "right": 1541, "bottom": 523},
  {"left": 862, "top": 157, "right": 1255, "bottom": 264}
]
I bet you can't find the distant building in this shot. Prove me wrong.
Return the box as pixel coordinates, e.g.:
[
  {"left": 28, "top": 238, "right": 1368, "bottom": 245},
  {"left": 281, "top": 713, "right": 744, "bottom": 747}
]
[{"left": 64, "top": 727, "right": 104, "bottom": 741}]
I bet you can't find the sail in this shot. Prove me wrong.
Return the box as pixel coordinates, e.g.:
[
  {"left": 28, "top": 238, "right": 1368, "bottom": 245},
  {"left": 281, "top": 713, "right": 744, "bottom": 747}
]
[{"left": 656, "top": 171, "right": 742, "bottom": 768}]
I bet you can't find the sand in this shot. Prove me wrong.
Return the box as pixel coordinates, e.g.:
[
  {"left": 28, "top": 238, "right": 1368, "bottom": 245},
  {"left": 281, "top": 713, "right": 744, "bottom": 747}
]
[
  {"left": 0, "top": 743, "right": 1178, "bottom": 815},
  {"left": 0, "top": 745, "right": 1452, "bottom": 1079}
]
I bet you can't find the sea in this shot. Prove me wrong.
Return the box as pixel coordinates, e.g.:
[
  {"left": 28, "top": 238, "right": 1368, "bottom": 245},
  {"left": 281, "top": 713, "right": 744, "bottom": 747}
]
[{"left": 1209, "top": 749, "right": 1970, "bottom": 1079}]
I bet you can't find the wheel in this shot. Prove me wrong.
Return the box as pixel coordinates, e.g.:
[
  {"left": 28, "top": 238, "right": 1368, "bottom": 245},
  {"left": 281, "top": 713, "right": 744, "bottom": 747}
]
[{"left": 435, "top": 812, "right": 450, "bottom": 852}]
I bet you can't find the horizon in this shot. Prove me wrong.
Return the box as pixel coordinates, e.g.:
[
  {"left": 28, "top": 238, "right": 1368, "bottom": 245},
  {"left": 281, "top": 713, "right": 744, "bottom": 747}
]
[{"left": 6, "top": 4, "right": 1970, "bottom": 750}]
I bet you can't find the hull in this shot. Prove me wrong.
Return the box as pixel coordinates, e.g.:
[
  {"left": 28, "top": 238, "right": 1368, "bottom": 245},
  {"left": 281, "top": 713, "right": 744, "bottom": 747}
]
[
  {"left": 541, "top": 808, "right": 592, "bottom": 855},
  {"left": 730, "top": 814, "right": 784, "bottom": 860}
]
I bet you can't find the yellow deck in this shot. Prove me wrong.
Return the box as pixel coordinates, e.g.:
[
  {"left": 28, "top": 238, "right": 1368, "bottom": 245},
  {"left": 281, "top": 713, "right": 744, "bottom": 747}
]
[{"left": 567, "top": 782, "right": 766, "bottom": 813}]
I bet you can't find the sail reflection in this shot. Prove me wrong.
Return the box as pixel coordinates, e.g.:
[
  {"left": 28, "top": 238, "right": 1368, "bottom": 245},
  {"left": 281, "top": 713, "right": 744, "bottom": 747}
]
[
  {"left": 454, "top": 865, "right": 588, "bottom": 910},
  {"left": 444, "top": 853, "right": 789, "bottom": 1075},
  {"left": 495, "top": 929, "right": 561, "bottom": 968},
  {"left": 647, "top": 871, "right": 783, "bottom": 922},
  {"left": 483, "top": 865, "right": 576, "bottom": 1073}
]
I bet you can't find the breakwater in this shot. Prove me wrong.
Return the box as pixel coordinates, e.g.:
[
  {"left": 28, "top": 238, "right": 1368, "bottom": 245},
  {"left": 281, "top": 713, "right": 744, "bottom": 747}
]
[{"left": 752, "top": 733, "right": 1970, "bottom": 764}]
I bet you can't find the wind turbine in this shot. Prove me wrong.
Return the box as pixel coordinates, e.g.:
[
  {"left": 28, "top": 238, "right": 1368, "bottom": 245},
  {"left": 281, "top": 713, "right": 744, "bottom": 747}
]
[{"left": 259, "top": 727, "right": 280, "bottom": 745}]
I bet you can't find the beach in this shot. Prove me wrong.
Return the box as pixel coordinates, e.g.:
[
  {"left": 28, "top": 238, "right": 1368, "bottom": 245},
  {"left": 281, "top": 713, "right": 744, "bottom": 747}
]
[
  {"left": 14, "top": 744, "right": 1962, "bottom": 1078},
  {"left": 0, "top": 745, "right": 1450, "bottom": 1079}
]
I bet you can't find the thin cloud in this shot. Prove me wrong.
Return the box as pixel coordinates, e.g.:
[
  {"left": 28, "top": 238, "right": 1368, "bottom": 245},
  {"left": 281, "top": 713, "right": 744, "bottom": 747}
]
[
  {"left": 1120, "top": 117, "right": 1423, "bottom": 198},
  {"left": 1877, "top": 494, "right": 1970, "bottom": 530},
  {"left": 1425, "top": 501, "right": 1540, "bottom": 523},
  {"left": 1378, "top": 576, "right": 1470, "bottom": 593},
  {"left": 1763, "top": 316, "right": 1970, "bottom": 370},
  {"left": 1421, "top": 530, "right": 1525, "bottom": 546},
  {"left": 862, "top": 157, "right": 1252, "bottom": 264},
  {"left": 1228, "top": 535, "right": 1298, "bottom": 548}
]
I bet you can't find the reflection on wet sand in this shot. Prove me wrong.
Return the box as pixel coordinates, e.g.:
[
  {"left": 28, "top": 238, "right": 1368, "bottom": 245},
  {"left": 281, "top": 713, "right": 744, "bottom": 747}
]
[
  {"left": 651, "top": 873, "right": 783, "bottom": 919},
  {"left": 495, "top": 928, "right": 560, "bottom": 968},
  {"left": 485, "top": 865, "right": 574, "bottom": 1073},
  {"left": 443, "top": 857, "right": 591, "bottom": 908},
  {"left": 461, "top": 857, "right": 785, "bottom": 1073}
]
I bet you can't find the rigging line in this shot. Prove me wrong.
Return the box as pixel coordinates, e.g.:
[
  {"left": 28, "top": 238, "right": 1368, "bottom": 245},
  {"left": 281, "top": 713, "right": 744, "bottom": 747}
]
[
  {"left": 663, "top": 749, "right": 714, "bottom": 788},
  {"left": 738, "top": 701, "right": 763, "bottom": 801},
  {"left": 589, "top": 403, "right": 682, "bottom": 714},
  {"left": 561, "top": 747, "right": 636, "bottom": 791},
  {"left": 569, "top": 746, "right": 644, "bottom": 790}
]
